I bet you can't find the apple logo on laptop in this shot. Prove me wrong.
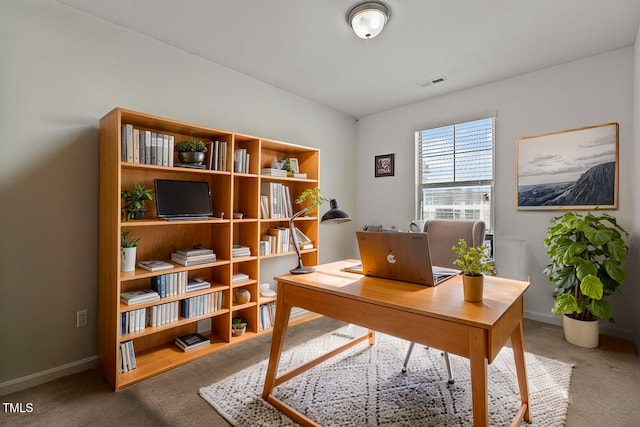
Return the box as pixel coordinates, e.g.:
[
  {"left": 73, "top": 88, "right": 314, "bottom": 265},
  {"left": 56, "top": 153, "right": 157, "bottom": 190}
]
[{"left": 387, "top": 251, "right": 396, "bottom": 264}]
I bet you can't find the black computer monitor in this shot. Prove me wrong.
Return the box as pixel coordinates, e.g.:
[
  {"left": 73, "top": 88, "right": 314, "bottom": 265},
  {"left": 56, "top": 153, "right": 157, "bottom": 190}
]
[{"left": 154, "top": 179, "right": 213, "bottom": 220}]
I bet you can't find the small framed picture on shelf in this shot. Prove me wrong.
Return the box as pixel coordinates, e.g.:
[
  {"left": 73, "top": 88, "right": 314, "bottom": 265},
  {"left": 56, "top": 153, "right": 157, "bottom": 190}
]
[
  {"left": 289, "top": 158, "right": 300, "bottom": 174},
  {"left": 375, "top": 153, "right": 394, "bottom": 177}
]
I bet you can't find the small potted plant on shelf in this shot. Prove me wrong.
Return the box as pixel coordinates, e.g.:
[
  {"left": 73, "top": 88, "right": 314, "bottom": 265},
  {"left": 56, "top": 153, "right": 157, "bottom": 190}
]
[
  {"left": 121, "top": 182, "right": 153, "bottom": 220},
  {"left": 120, "top": 229, "right": 140, "bottom": 272},
  {"left": 544, "top": 211, "right": 628, "bottom": 348},
  {"left": 452, "top": 238, "right": 494, "bottom": 302},
  {"left": 232, "top": 317, "right": 247, "bottom": 336},
  {"left": 295, "top": 187, "right": 327, "bottom": 214},
  {"left": 175, "top": 138, "right": 208, "bottom": 164}
]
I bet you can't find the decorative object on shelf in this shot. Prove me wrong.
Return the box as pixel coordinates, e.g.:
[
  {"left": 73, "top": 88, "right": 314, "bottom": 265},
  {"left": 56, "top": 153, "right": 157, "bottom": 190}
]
[
  {"left": 452, "top": 238, "right": 494, "bottom": 302},
  {"left": 347, "top": 1, "right": 391, "bottom": 40},
  {"left": 290, "top": 187, "right": 351, "bottom": 274},
  {"left": 374, "top": 153, "right": 394, "bottom": 177},
  {"left": 516, "top": 122, "right": 618, "bottom": 210},
  {"left": 260, "top": 283, "right": 276, "bottom": 297},
  {"left": 233, "top": 288, "right": 251, "bottom": 305},
  {"left": 233, "top": 211, "right": 244, "bottom": 219},
  {"left": 544, "top": 211, "right": 628, "bottom": 348},
  {"left": 120, "top": 229, "right": 139, "bottom": 272},
  {"left": 232, "top": 317, "right": 247, "bottom": 336},
  {"left": 121, "top": 182, "right": 153, "bottom": 220},
  {"left": 174, "top": 138, "right": 208, "bottom": 165}
]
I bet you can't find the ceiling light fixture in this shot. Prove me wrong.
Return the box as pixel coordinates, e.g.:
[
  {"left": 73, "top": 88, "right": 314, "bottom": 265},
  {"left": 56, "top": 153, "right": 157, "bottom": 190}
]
[{"left": 347, "top": 1, "right": 390, "bottom": 40}]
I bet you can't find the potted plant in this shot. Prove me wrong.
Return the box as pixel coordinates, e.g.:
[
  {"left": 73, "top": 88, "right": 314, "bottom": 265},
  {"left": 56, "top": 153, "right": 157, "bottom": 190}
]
[
  {"left": 175, "top": 138, "right": 208, "bottom": 164},
  {"left": 121, "top": 229, "right": 140, "bottom": 272},
  {"left": 543, "top": 211, "right": 628, "bottom": 348},
  {"left": 122, "top": 182, "right": 153, "bottom": 220},
  {"left": 232, "top": 317, "right": 247, "bottom": 336},
  {"left": 452, "top": 238, "right": 494, "bottom": 302}
]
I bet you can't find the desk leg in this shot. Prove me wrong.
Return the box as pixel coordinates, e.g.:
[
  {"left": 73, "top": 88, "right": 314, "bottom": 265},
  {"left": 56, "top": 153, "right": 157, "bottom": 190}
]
[
  {"left": 262, "top": 292, "right": 292, "bottom": 401},
  {"left": 469, "top": 328, "right": 488, "bottom": 427},
  {"left": 511, "top": 320, "right": 531, "bottom": 423}
]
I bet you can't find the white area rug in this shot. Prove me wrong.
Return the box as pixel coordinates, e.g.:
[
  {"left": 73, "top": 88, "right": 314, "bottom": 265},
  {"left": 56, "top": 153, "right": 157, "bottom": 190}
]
[{"left": 200, "top": 325, "right": 573, "bottom": 426}]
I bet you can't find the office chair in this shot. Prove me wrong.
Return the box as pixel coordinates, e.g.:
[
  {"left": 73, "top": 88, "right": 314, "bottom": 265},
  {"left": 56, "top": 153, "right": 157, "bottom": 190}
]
[{"left": 401, "top": 219, "right": 487, "bottom": 384}]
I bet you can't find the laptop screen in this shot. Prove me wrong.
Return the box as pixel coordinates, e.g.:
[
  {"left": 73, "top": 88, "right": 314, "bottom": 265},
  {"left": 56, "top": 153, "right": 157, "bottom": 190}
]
[{"left": 154, "top": 179, "right": 213, "bottom": 219}]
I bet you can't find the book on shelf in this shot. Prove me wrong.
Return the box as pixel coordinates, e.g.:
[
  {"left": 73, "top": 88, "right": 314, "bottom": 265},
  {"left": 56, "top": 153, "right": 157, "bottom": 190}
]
[
  {"left": 174, "top": 333, "right": 210, "bottom": 352},
  {"left": 260, "top": 168, "right": 288, "bottom": 177},
  {"left": 119, "top": 340, "right": 137, "bottom": 373},
  {"left": 171, "top": 252, "right": 216, "bottom": 261},
  {"left": 120, "top": 289, "right": 160, "bottom": 305},
  {"left": 175, "top": 163, "right": 206, "bottom": 169},
  {"left": 175, "top": 247, "right": 215, "bottom": 257},
  {"left": 186, "top": 278, "right": 211, "bottom": 292},
  {"left": 138, "top": 260, "right": 174, "bottom": 272},
  {"left": 232, "top": 272, "right": 249, "bottom": 283},
  {"left": 293, "top": 172, "right": 307, "bottom": 178},
  {"left": 232, "top": 244, "right": 251, "bottom": 258},
  {"left": 170, "top": 253, "right": 216, "bottom": 266}
]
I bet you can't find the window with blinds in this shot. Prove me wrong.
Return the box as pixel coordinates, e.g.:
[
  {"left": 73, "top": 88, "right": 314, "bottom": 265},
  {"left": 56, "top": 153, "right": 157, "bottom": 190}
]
[{"left": 415, "top": 117, "right": 495, "bottom": 232}]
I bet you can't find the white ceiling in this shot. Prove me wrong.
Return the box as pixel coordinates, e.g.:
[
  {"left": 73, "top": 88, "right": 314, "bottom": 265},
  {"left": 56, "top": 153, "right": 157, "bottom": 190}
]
[{"left": 59, "top": 0, "right": 640, "bottom": 119}]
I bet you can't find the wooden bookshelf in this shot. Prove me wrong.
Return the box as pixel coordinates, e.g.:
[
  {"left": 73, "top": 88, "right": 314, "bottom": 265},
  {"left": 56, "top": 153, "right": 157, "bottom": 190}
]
[{"left": 98, "top": 108, "right": 320, "bottom": 390}]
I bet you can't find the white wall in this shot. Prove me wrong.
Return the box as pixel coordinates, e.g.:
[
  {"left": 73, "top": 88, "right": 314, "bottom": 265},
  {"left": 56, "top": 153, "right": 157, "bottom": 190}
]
[
  {"left": 631, "top": 24, "right": 640, "bottom": 350},
  {"left": 356, "top": 48, "right": 638, "bottom": 344},
  {"left": 0, "top": 0, "right": 357, "bottom": 392}
]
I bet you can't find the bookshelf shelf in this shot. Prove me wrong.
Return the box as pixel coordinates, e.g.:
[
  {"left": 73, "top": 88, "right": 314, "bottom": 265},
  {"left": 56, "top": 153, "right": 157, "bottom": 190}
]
[{"left": 99, "top": 107, "right": 320, "bottom": 390}]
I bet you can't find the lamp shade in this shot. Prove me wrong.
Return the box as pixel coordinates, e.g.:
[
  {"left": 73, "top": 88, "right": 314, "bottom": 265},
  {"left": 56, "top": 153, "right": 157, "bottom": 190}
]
[
  {"left": 321, "top": 199, "right": 352, "bottom": 224},
  {"left": 347, "top": 2, "right": 390, "bottom": 39}
]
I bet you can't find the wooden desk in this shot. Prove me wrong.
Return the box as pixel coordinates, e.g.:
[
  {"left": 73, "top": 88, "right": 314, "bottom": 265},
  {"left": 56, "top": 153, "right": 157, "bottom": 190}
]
[{"left": 262, "top": 260, "right": 531, "bottom": 427}]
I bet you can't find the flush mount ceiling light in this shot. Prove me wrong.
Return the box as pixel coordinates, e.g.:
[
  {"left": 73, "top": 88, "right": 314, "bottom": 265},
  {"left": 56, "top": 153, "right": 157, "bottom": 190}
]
[{"left": 347, "top": 1, "right": 390, "bottom": 40}]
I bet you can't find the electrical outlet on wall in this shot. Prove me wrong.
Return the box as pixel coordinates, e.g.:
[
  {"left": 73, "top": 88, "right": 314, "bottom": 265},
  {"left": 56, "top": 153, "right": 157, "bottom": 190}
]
[{"left": 77, "top": 310, "right": 88, "bottom": 327}]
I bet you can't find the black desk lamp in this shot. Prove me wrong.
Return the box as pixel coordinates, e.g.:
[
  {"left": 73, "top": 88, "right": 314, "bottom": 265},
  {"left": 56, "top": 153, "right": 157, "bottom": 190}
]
[{"left": 289, "top": 198, "right": 351, "bottom": 274}]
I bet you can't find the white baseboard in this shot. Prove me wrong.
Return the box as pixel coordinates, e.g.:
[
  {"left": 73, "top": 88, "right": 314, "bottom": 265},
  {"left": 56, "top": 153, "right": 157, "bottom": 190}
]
[{"left": 0, "top": 356, "right": 97, "bottom": 396}]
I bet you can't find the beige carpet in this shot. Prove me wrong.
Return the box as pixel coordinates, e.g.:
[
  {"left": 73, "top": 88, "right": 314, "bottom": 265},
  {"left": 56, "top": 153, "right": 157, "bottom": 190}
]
[{"left": 200, "top": 325, "right": 573, "bottom": 426}]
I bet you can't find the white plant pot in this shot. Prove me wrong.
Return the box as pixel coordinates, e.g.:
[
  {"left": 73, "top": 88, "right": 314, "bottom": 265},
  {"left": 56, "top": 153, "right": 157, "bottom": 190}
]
[
  {"left": 562, "top": 314, "right": 599, "bottom": 348},
  {"left": 121, "top": 247, "right": 137, "bottom": 272}
]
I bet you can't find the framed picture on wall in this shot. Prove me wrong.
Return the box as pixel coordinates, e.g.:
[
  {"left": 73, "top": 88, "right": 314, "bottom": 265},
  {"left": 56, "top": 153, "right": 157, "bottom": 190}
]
[
  {"left": 516, "top": 122, "right": 618, "bottom": 210},
  {"left": 375, "top": 153, "right": 394, "bottom": 177}
]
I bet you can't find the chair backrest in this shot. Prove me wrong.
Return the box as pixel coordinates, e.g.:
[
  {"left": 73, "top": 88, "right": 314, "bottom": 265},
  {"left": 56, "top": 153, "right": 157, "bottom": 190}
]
[{"left": 422, "top": 220, "right": 486, "bottom": 269}]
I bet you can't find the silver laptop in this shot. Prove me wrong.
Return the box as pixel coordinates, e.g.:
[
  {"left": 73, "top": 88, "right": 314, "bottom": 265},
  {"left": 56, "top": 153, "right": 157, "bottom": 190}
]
[{"left": 353, "top": 231, "right": 459, "bottom": 286}]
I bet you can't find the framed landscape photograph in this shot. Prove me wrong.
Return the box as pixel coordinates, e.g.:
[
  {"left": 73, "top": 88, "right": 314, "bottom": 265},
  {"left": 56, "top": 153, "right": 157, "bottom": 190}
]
[
  {"left": 516, "top": 122, "right": 618, "bottom": 210},
  {"left": 375, "top": 153, "right": 394, "bottom": 177}
]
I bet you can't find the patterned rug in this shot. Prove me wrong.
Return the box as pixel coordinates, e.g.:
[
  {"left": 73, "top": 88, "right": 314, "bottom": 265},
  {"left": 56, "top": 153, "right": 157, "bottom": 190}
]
[{"left": 200, "top": 325, "right": 573, "bottom": 426}]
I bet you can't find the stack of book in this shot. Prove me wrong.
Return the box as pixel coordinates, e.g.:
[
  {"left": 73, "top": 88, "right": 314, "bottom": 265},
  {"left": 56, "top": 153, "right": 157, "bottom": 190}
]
[
  {"left": 260, "top": 168, "right": 288, "bottom": 177},
  {"left": 233, "top": 148, "right": 250, "bottom": 173},
  {"left": 138, "top": 260, "right": 174, "bottom": 272},
  {"left": 171, "top": 247, "right": 216, "bottom": 266},
  {"left": 121, "top": 289, "right": 160, "bottom": 305},
  {"left": 119, "top": 340, "right": 137, "bottom": 373},
  {"left": 120, "top": 123, "right": 175, "bottom": 167},
  {"left": 174, "top": 333, "right": 211, "bottom": 352},
  {"left": 232, "top": 272, "right": 249, "bottom": 283},
  {"left": 232, "top": 244, "right": 251, "bottom": 258},
  {"left": 260, "top": 301, "right": 277, "bottom": 331},
  {"left": 180, "top": 291, "right": 222, "bottom": 318},
  {"left": 260, "top": 182, "right": 293, "bottom": 219},
  {"left": 186, "top": 278, "right": 211, "bottom": 292}
]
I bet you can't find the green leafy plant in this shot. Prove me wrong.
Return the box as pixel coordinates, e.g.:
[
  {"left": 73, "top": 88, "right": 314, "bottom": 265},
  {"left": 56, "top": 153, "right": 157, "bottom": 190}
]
[
  {"left": 120, "top": 229, "right": 140, "bottom": 248},
  {"left": 121, "top": 182, "right": 153, "bottom": 220},
  {"left": 281, "top": 158, "right": 293, "bottom": 173},
  {"left": 452, "top": 238, "right": 494, "bottom": 276},
  {"left": 174, "top": 139, "right": 208, "bottom": 152},
  {"left": 295, "top": 187, "right": 327, "bottom": 214},
  {"left": 232, "top": 317, "right": 247, "bottom": 329},
  {"left": 543, "top": 211, "right": 628, "bottom": 322}
]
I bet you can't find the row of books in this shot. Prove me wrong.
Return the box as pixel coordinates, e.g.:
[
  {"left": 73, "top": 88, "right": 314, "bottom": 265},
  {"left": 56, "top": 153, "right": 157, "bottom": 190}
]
[
  {"left": 261, "top": 227, "right": 292, "bottom": 254},
  {"left": 120, "top": 124, "right": 175, "bottom": 167},
  {"left": 260, "top": 182, "right": 294, "bottom": 219},
  {"left": 204, "top": 140, "right": 228, "bottom": 171},
  {"left": 151, "top": 271, "right": 189, "bottom": 298},
  {"left": 175, "top": 333, "right": 210, "bottom": 352},
  {"left": 119, "top": 340, "right": 136, "bottom": 373},
  {"left": 121, "top": 308, "right": 146, "bottom": 334},
  {"left": 233, "top": 148, "right": 250, "bottom": 173},
  {"left": 147, "top": 301, "right": 179, "bottom": 327},
  {"left": 181, "top": 291, "right": 223, "bottom": 318},
  {"left": 260, "top": 301, "right": 277, "bottom": 331}
]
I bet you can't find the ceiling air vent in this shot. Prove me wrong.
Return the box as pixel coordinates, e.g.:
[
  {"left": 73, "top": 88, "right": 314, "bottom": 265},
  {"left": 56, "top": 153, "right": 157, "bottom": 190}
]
[{"left": 419, "top": 76, "right": 446, "bottom": 88}]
